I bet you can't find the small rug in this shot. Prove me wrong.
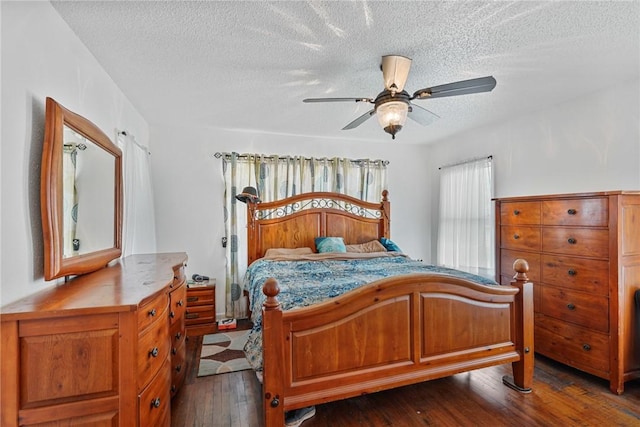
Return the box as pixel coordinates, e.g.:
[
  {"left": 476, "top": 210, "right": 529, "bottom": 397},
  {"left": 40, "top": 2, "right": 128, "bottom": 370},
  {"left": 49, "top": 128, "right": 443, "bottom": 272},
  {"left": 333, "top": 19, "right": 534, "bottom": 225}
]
[{"left": 197, "top": 329, "right": 251, "bottom": 377}]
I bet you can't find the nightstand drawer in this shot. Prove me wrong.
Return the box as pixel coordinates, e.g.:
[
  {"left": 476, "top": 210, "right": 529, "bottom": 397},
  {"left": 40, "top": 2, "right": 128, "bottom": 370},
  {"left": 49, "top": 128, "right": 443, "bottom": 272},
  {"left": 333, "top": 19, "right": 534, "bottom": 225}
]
[
  {"left": 186, "top": 288, "right": 215, "bottom": 306},
  {"left": 185, "top": 305, "right": 215, "bottom": 325}
]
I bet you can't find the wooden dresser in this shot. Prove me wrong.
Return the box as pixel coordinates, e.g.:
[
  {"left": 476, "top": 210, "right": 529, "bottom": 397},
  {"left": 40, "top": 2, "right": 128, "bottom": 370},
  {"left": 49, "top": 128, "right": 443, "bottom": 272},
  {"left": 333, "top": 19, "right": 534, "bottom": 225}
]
[
  {"left": 494, "top": 191, "right": 640, "bottom": 394},
  {"left": 0, "top": 253, "right": 188, "bottom": 426}
]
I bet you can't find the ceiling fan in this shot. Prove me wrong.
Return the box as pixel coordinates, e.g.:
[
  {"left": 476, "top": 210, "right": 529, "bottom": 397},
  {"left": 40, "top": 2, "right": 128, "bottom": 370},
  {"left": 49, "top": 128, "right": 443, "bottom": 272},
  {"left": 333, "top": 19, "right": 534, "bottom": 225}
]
[{"left": 303, "top": 55, "right": 497, "bottom": 139}]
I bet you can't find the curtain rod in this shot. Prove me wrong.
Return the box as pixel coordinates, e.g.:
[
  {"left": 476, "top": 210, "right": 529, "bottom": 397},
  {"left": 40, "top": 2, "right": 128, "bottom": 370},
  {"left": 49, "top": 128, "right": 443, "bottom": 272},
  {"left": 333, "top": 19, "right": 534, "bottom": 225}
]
[
  {"left": 438, "top": 155, "right": 492, "bottom": 170},
  {"left": 117, "top": 130, "right": 150, "bottom": 154},
  {"left": 214, "top": 152, "right": 389, "bottom": 166}
]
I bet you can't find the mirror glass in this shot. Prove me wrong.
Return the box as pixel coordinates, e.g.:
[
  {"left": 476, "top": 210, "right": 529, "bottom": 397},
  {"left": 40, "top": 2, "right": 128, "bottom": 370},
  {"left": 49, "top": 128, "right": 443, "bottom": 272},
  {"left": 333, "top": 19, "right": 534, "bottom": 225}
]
[
  {"left": 62, "top": 126, "right": 116, "bottom": 258},
  {"left": 42, "top": 97, "right": 122, "bottom": 280}
]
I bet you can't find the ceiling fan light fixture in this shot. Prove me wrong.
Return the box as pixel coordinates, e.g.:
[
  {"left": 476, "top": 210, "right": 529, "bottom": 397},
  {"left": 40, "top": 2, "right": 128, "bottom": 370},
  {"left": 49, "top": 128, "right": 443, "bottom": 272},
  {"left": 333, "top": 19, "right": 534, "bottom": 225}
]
[{"left": 376, "top": 100, "right": 409, "bottom": 140}]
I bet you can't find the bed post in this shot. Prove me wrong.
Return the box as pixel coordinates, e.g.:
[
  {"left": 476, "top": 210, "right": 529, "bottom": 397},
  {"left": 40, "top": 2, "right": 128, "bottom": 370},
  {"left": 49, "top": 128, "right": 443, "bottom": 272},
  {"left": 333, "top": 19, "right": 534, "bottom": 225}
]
[
  {"left": 262, "top": 278, "right": 285, "bottom": 427},
  {"left": 381, "top": 190, "right": 390, "bottom": 238},
  {"left": 502, "top": 258, "right": 534, "bottom": 393}
]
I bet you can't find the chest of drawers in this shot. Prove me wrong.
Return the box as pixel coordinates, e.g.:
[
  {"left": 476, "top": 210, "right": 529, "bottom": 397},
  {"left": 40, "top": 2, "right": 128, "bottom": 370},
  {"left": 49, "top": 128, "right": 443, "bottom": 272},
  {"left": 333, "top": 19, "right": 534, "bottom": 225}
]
[{"left": 495, "top": 192, "right": 640, "bottom": 394}]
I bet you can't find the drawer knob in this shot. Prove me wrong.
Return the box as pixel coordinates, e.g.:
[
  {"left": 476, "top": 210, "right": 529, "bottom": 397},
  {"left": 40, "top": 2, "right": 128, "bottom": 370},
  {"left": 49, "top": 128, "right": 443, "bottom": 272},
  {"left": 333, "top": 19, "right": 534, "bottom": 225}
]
[
  {"left": 187, "top": 296, "right": 198, "bottom": 302},
  {"left": 171, "top": 385, "right": 177, "bottom": 393},
  {"left": 172, "top": 347, "right": 177, "bottom": 355},
  {"left": 175, "top": 332, "right": 182, "bottom": 340},
  {"left": 177, "top": 300, "right": 184, "bottom": 307},
  {"left": 148, "top": 308, "right": 157, "bottom": 317},
  {"left": 513, "top": 234, "right": 520, "bottom": 240},
  {"left": 567, "top": 303, "right": 576, "bottom": 311},
  {"left": 568, "top": 269, "right": 577, "bottom": 276},
  {"left": 170, "top": 311, "right": 175, "bottom": 318},
  {"left": 186, "top": 313, "right": 199, "bottom": 319},
  {"left": 567, "top": 209, "right": 577, "bottom": 215},
  {"left": 567, "top": 237, "right": 577, "bottom": 245},
  {"left": 149, "top": 347, "right": 159, "bottom": 358},
  {"left": 176, "top": 364, "right": 182, "bottom": 373},
  {"left": 513, "top": 209, "right": 520, "bottom": 216},
  {"left": 151, "top": 398, "right": 161, "bottom": 408},
  {"left": 583, "top": 344, "right": 591, "bottom": 351}
]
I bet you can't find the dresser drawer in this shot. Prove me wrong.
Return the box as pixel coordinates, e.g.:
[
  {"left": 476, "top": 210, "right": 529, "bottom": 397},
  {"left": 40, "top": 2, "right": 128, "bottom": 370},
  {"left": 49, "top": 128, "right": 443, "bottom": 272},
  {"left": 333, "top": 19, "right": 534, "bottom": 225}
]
[
  {"left": 171, "top": 265, "right": 186, "bottom": 289},
  {"left": 500, "top": 201, "right": 541, "bottom": 225},
  {"left": 535, "top": 314, "right": 609, "bottom": 375},
  {"left": 500, "top": 249, "right": 540, "bottom": 283},
  {"left": 542, "top": 198, "right": 608, "bottom": 227},
  {"left": 171, "top": 339, "right": 187, "bottom": 397},
  {"left": 170, "top": 318, "right": 186, "bottom": 349},
  {"left": 138, "top": 292, "right": 169, "bottom": 333},
  {"left": 139, "top": 357, "right": 171, "bottom": 427},
  {"left": 541, "top": 286, "right": 609, "bottom": 332},
  {"left": 542, "top": 255, "right": 609, "bottom": 296},
  {"left": 542, "top": 228, "right": 609, "bottom": 258},
  {"left": 169, "top": 284, "right": 187, "bottom": 326},
  {"left": 185, "top": 305, "right": 216, "bottom": 326},
  {"left": 137, "top": 314, "right": 170, "bottom": 390},
  {"left": 186, "top": 287, "right": 215, "bottom": 306},
  {"left": 501, "top": 226, "right": 541, "bottom": 251}
]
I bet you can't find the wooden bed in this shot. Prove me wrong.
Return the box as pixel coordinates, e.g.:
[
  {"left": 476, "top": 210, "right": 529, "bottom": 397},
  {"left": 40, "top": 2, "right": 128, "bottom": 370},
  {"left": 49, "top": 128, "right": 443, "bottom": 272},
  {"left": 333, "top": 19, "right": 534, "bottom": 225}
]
[{"left": 243, "top": 191, "right": 534, "bottom": 426}]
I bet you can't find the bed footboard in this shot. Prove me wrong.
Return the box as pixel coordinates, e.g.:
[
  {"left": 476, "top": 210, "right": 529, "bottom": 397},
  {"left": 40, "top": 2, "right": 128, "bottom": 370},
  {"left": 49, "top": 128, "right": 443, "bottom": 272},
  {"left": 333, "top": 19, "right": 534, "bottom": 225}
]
[{"left": 261, "top": 260, "right": 534, "bottom": 426}]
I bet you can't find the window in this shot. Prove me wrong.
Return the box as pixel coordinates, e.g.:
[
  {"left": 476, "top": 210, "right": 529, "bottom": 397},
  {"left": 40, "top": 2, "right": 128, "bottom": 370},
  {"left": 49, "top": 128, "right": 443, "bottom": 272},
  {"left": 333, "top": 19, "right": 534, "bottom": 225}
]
[{"left": 437, "top": 156, "right": 494, "bottom": 278}]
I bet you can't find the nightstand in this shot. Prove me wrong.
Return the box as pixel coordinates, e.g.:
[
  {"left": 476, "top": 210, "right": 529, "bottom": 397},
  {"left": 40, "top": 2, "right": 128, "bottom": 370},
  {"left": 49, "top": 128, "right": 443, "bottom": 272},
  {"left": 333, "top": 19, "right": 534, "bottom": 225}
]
[{"left": 185, "top": 283, "right": 217, "bottom": 336}]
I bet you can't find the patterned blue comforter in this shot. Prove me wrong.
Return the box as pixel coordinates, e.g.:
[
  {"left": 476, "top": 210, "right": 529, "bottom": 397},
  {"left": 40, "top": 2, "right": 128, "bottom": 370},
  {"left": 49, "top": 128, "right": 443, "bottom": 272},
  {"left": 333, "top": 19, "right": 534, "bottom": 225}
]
[{"left": 242, "top": 255, "right": 498, "bottom": 371}]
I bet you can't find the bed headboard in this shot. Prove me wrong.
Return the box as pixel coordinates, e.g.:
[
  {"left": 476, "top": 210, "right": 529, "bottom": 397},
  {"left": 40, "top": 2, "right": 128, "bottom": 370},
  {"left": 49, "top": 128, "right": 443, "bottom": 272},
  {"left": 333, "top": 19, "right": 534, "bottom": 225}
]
[{"left": 245, "top": 191, "right": 390, "bottom": 264}]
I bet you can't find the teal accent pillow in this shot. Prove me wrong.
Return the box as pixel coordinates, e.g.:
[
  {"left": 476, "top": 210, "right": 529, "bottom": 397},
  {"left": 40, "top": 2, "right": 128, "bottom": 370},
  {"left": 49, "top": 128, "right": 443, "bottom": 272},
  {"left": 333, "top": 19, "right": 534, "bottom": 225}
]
[
  {"left": 315, "top": 237, "right": 347, "bottom": 253},
  {"left": 380, "top": 237, "right": 402, "bottom": 252}
]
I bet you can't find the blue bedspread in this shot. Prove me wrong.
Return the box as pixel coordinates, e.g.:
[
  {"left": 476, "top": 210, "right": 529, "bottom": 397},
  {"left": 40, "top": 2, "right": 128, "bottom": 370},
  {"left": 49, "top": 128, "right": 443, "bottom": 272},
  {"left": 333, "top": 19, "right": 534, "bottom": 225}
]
[{"left": 242, "top": 255, "right": 498, "bottom": 371}]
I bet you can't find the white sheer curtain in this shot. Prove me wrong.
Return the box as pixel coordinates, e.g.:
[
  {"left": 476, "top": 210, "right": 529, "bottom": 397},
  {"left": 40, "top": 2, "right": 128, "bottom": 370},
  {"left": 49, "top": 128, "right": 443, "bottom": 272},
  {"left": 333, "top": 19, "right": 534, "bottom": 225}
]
[
  {"left": 118, "top": 132, "right": 157, "bottom": 257},
  {"left": 437, "top": 156, "right": 494, "bottom": 277}
]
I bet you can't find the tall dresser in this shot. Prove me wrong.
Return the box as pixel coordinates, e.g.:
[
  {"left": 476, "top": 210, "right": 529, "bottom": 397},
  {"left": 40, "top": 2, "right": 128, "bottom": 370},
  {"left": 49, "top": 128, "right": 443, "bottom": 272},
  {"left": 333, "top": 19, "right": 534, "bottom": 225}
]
[
  {"left": 0, "top": 253, "right": 188, "bottom": 426},
  {"left": 494, "top": 191, "right": 640, "bottom": 394}
]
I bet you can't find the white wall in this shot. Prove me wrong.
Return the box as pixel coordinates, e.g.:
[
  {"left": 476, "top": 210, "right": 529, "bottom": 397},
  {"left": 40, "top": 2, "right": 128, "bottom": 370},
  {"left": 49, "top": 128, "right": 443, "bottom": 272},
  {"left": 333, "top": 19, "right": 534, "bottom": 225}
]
[
  {"left": 150, "top": 126, "right": 431, "bottom": 316},
  {"left": 1, "top": 1, "right": 149, "bottom": 305},
  {"left": 425, "top": 79, "right": 640, "bottom": 261}
]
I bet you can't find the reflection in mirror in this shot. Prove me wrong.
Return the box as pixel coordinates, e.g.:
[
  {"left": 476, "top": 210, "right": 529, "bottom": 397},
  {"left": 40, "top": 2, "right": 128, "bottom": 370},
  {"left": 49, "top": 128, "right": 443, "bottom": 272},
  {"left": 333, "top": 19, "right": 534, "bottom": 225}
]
[
  {"left": 62, "top": 126, "right": 115, "bottom": 258},
  {"left": 42, "top": 97, "right": 122, "bottom": 280}
]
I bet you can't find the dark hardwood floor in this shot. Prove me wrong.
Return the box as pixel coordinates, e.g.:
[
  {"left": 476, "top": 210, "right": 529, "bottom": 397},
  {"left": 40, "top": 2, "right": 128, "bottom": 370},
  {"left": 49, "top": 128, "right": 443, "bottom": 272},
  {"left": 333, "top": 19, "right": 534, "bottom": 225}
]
[{"left": 173, "top": 328, "right": 640, "bottom": 426}]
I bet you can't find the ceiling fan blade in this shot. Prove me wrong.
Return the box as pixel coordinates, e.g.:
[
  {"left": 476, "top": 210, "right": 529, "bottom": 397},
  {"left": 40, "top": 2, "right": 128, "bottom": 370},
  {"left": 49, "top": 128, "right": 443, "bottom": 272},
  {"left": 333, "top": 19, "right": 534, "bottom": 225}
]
[
  {"left": 381, "top": 55, "right": 412, "bottom": 93},
  {"left": 303, "top": 97, "right": 373, "bottom": 103},
  {"left": 342, "top": 109, "right": 376, "bottom": 130},
  {"left": 412, "top": 76, "right": 497, "bottom": 100},
  {"left": 407, "top": 103, "right": 440, "bottom": 126}
]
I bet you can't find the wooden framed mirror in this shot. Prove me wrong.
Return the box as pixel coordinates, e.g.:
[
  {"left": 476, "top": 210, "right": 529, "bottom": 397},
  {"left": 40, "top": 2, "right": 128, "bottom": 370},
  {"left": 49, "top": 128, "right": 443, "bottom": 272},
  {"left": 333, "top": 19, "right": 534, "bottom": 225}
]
[{"left": 41, "top": 97, "right": 122, "bottom": 280}]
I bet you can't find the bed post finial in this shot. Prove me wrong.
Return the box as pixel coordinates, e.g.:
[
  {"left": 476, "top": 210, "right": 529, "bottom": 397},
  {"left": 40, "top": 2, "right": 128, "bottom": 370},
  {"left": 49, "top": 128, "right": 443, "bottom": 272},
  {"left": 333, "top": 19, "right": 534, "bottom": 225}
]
[
  {"left": 382, "top": 189, "right": 388, "bottom": 201},
  {"left": 263, "top": 278, "right": 281, "bottom": 310},
  {"left": 512, "top": 258, "right": 529, "bottom": 281}
]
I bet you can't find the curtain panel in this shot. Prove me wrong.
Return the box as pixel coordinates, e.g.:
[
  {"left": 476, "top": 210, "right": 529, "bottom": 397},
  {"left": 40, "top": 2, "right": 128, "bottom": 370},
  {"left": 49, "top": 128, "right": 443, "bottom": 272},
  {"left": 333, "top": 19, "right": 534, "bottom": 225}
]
[
  {"left": 220, "top": 152, "right": 388, "bottom": 319},
  {"left": 436, "top": 156, "right": 494, "bottom": 278},
  {"left": 118, "top": 132, "right": 157, "bottom": 258}
]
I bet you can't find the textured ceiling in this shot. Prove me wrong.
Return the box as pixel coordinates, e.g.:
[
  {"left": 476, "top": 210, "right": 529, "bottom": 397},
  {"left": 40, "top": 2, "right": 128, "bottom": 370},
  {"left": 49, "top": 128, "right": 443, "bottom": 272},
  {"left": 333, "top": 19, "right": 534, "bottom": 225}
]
[{"left": 50, "top": 1, "right": 639, "bottom": 145}]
